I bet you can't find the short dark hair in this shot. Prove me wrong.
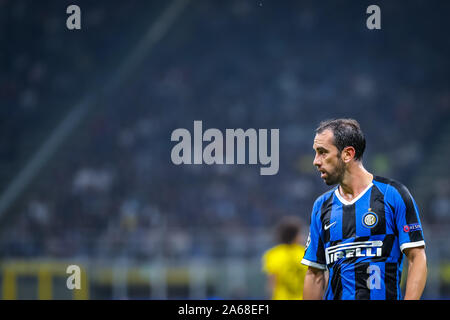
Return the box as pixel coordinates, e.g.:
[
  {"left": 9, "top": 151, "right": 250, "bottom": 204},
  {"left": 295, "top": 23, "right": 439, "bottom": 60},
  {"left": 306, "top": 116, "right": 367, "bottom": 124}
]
[
  {"left": 316, "top": 118, "right": 366, "bottom": 161},
  {"left": 276, "top": 216, "right": 302, "bottom": 244}
]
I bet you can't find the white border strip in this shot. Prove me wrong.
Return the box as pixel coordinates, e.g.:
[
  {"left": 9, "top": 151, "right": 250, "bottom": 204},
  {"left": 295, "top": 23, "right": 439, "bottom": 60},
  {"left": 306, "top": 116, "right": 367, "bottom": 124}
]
[
  {"left": 301, "top": 259, "right": 327, "bottom": 270},
  {"left": 400, "top": 240, "right": 426, "bottom": 253},
  {"left": 334, "top": 182, "right": 373, "bottom": 205}
]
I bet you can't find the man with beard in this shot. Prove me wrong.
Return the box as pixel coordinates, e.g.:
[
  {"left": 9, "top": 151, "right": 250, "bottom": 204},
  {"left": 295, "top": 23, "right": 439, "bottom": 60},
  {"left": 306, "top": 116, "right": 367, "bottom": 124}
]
[{"left": 301, "top": 119, "right": 427, "bottom": 300}]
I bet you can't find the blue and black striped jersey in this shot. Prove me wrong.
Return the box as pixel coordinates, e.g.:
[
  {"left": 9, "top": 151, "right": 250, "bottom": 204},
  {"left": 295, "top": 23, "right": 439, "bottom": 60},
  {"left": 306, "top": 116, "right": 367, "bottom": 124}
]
[{"left": 301, "top": 176, "right": 425, "bottom": 300}]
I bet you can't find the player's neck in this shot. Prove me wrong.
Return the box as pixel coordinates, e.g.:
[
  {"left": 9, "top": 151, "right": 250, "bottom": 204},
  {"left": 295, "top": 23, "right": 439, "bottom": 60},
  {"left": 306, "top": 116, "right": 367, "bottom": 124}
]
[{"left": 338, "top": 163, "right": 373, "bottom": 201}]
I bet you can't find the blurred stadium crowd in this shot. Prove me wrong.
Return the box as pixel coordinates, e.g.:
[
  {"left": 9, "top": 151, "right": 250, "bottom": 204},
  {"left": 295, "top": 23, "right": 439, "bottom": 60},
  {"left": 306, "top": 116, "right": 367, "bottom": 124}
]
[{"left": 0, "top": 0, "right": 449, "bottom": 297}]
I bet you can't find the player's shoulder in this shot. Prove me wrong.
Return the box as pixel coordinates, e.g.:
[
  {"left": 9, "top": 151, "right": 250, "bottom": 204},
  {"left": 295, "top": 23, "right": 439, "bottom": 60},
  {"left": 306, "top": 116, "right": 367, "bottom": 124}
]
[
  {"left": 313, "top": 187, "right": 336, "bottom": 207},
  {"left": 263, "top": 244, "right": 287, "bottom": 262},
  {"left": 292, "top": 243, "right": 306, "bottom": 254},
  {"left": 265, "top": 244, "right": 304, "bottom": 261},
  {"left": 264, "top": 244, "right": 284, "bottom": 256},
  {"left": 373, "top": 176, "right": 412, "bottom": 195},
  {"left": 372, "top": 175, "right": 415, "bottom": 203}
]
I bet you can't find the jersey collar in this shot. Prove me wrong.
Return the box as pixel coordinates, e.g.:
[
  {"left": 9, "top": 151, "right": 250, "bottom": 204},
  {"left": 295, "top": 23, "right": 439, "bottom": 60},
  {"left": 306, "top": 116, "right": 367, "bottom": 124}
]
[{"left": 334, "top": 182, "right": 374, "bottom": 205}]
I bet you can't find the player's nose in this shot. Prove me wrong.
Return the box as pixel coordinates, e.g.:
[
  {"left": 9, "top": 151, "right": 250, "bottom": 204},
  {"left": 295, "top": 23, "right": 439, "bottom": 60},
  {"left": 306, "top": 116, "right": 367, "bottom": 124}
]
[{"left": 313, "top": 154, "right": 321, "bottom": 167}]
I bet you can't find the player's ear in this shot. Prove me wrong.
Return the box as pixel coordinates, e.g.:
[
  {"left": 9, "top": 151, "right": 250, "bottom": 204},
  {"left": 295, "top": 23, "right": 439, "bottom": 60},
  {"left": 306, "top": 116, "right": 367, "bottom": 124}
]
[{"left": 342, "top": 146, "right": 356, "bottom": 163}]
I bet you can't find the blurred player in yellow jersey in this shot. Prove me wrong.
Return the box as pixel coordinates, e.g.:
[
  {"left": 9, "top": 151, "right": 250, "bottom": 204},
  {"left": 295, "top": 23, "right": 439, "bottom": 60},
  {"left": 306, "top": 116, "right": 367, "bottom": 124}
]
[{"left": 262, "top": 216, "right": 308, "bottom": 300}]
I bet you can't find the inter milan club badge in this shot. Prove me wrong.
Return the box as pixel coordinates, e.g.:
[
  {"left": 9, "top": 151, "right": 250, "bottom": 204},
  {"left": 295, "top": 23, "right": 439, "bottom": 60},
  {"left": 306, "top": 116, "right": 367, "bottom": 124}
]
[{"left": 362, "top": 210, "right": 378, "bottom": 228}]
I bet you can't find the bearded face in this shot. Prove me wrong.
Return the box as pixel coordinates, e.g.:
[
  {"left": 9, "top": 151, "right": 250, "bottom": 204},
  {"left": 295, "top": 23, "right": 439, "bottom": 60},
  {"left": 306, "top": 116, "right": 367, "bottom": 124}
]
[
  {"left": 320, "top": 152, "right": 346, "bottom": 185},
  {"left": 313, "top": 129, "right": 346, "bottom": 186}
]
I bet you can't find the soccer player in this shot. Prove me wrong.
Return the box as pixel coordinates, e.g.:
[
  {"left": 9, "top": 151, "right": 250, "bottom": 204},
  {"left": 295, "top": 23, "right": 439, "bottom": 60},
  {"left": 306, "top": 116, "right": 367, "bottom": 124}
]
[
  {"left": 302, "top": 119, "right": 427, "bottom": 300},
  {"left": 262, "top": 216, "right": 308, "bottom": 300}
]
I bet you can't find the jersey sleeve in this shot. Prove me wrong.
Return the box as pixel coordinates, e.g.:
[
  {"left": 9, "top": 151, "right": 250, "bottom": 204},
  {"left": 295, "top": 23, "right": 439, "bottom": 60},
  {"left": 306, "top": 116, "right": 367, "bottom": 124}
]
[
  {"left": 262, "top": 249, "right": 278, "bottom": 275},
  {"left": 301, "top": 199, "right": 327, "bottom": 270},
  {"left": 391, "top": 183, "right": 426, "bottom": 253}
]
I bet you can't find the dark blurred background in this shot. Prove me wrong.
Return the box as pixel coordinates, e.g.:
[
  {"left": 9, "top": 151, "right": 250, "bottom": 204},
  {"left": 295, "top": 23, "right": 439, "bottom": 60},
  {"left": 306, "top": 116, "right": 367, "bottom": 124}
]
[{"left": 0, "top": 0, "right": 449, "bottom": 299}]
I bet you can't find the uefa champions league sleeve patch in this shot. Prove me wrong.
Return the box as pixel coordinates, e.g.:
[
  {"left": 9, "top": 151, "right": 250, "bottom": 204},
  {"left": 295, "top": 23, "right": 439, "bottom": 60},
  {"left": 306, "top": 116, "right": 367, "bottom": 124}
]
[{"left": 403, "top": 223, "right": 422, "bottom": 233}]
